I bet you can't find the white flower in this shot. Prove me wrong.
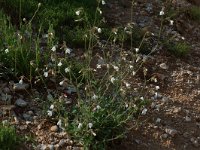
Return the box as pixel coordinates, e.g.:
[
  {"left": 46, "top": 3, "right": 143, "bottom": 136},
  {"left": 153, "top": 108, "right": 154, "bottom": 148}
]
[
  {"left": 110, "top": 77, "right": 116, "bottom": 83},
  {"left": 102, "top": 0, "right": 106, "bottom": 5},
  {"left": 141, "top": 108, "right": 147, "bottom": 115},
  {"left": 5, "top": 49, "right": 9, "bottom": 53},
  {"left": 97, "top": 28, "right": 102, "bottom": 33},
  {"left": 88, "top": 123, "right": 93, "bottom": 129},
  {"left": 65, "top": 48, "right": 71, "bottom": 54},
  {"left": 59, "top": 80, "right": 64, "bottom": 86},
  {"left": 97, "top": 8, "right": 102, "bottom": 14},
  {"left": 181, "top": 36, "right": 185, "bottom": 40},
  {"left": 47, "top": 110, "right": 53, "bottom": 117},
  {"left": 91, "top": 131, "right": 96, "bottom": 136},
  {"left": 38, "top": 3, "right": 41, "bottom": 7},
  {"left": 50, "top": 104, "right": 54, "bottom": 109},
  {"left": 155, "top": 86, "right": 160, "bottom": 90},
  {"left": 132, "top": 71, "right": 136, "bottom": 76},
  {"left": 125, "top": 103, "right": 129, "bottom": 108},
  {"left": 135, "top": 48, "right": 139, "bottom": 53},
  {"left": 169, "top": 20, "right": 174, "bottom": 26},
  {"left": 58, "top": 61, "right": 62, "bottom": 67},
  {"left": 65, "top": 67, "right": 70, "bottom": 73},
  {"left": 92, "top": 94, "right": 98, "bottom": 100},
  {"left": 19, "top": 78, "right": 23, "bottom": 84},
  {"left": 51, "top": 46, "right": 56, "bottom": 52},
  {"left": 159, "top": 9, "right": 164, "bottom": 16},
  {"left": 44, "top": 71, "right": 48, "bottom": 77},
  {"left": 78, "top": 123, "right": 83, "bottom": 129},
  {"left": 113, "top": 65, "right": 119, "bottom": 72},
  {"left": 57, "top": 119, "right": 62, "bottom": 127},
  {"left": 125, "top": 82, "right": 130, "bottom": 88},
  {"left": 96, "top": 64, "right": 101, "bottom": 69},
  {"left": 129, "top": 65, "right": 133, "bottom": 69},
  {"left": 75, "top": 10, "right": 81, "bottom": 16},
  {"left": 96, "top": 105, "right": 101, "bottom": 110},
  {"left": 140, "top": 97, "right": 144, "bottom": 100}
]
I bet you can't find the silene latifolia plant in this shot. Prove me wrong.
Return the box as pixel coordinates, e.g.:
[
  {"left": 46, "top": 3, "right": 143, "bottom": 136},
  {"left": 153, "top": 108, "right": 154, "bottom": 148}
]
[{"left": 44, "top": 1, "right": 150, "bottom": 149}]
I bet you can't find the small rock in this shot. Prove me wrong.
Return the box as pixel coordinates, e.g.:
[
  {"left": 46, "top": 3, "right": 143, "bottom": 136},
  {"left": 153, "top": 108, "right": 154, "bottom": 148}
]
[
  {"left": 183, "top": 132, "right": 189, "bottom": 138},
  {"left": 15, "top": 98, "right": 28, "bottom": 107},
  {"left": 27, "top": 110, "right": 34, "bottom": 115},
  {"left": 41, "top": 144, "right": 47, "bottom": 150},
  {"left": 151, "top": 102, "right": 156, "bottom": 109},
  {"left": 58, "top": 139, "right": 66, "bottom": 147},
  {"left": 161, "top": 133, "right": 168, "bottom": 139},
  {"left": 13, "top": 83, "right": 29, "bottom": 91},
  {"left": 48, "top": 144, "right": 54, "bottom": 150},
  {"left": 165, "top": 128, "right": 178, "bottom": 137},
  {"left": 50, "top": 125, "right": 59, "bottom": 132},
  {"left": 173, "top": 107, "right": 181, "bottom": 113},
  {"left": 161, "top": 96, "right": 169, "bottom": 102},
  {"left": 185, "top": 116, "right": 192, "bottom": 122},
  {"left": 156, "top": 118, "right": 161, "bottom": 123},
  {"left": 159, "top": 63, "right": 168, "bottom": 70},
  {"left": 23, "top": 113, "right": 32, "bottom": 121}
]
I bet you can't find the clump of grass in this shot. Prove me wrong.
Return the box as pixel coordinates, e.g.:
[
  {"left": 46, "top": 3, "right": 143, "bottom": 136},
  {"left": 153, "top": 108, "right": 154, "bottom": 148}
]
[
  {"left": 0, "top": 122, "right": 20, "bottom": 150},
  {"left": 166, "top": 41, "right": 190, "bottom": 57},
  {"left": 188, "top": 6, "right": 200, "bottom": 21}
]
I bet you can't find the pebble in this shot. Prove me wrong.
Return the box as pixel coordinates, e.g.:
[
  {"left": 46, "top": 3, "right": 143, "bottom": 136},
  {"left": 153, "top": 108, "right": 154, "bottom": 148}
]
[
  {"left": 58, "top": 139, "right": 66, "bottom": 147},
  {"left": 13, "top": 83, "right": 29, "bottom": 91},
  {"left": 15, "top": 98, "right": 28, "bottom": 107},
  {"left": 185, "top": 116, "right": 192, "bottom": 122},
  {"left": 173, "top": 107, "right": 181, "bottom": 113},
  {"left": 23, "top": 113, "right": 32, "bottom": 121},
  {"left": 48, "top": 144, "right": 54, "bottom": 150},
  {"left": 161, "top": 133, "right": 168, "bottom": 139},
  {"left": 165, "top": 128, "right": 178, "bottom": 137},
  {"left": 50, "top": 125, "right": 59, "bottom": 132},
  {"left": 159, "top": 63, "right": 168, "bottom": 70},
  {"left": 27, "top": 110, "right": 34, "bottom": 115},
  {"left": 156, "top": 118, "right": 161, "bottom": 123}
]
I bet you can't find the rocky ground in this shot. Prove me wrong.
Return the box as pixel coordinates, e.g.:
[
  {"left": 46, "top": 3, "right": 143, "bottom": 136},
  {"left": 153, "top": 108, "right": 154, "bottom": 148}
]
[{"left": 0, "top": 0, "right": 200, "bottom": 149}]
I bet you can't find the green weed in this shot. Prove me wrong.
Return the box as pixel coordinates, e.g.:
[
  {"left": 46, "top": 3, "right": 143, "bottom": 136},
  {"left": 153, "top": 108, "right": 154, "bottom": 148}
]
[{"left": 0, "top": 122, "right": 20, "bottom": 150}]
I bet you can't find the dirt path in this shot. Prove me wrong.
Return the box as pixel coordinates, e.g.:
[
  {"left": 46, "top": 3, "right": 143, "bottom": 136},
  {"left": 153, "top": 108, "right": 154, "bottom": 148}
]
[{"left": 104, "top": 0, "right": 200, "bottom": 149}]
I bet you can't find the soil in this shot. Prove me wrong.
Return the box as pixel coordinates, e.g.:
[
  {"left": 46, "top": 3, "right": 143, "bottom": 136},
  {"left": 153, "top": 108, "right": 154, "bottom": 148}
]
[{"left": 0, "top": 0, "right": 200, "bottom": 149}]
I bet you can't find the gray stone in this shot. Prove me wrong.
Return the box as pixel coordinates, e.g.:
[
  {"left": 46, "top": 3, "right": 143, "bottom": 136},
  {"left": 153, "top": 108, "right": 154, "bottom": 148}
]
[
  {"left": 13, "top": 83, "right": 29, "bottom": 91},
  {"left": 23, "top": 113, "right": 32, "bottom": 121},
  {"left": 165, "top": 128, "right": 178, "bottom": 137},
  {"left": 58, "top": 139, "right": 65, "bottom": 147},
  {"left": 15, "top": 98, "right": 28, "bottom": 107},
  {"left": 185, "top": 116, "right": 192, "bottom": 122}
]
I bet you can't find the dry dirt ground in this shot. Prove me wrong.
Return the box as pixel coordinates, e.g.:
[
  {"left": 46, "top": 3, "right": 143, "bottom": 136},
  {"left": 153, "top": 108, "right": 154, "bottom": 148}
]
[
  {"left": 0, "top": 0, "right": 200, "bottom": 150},
  {"left": 104, "top": 0, "right": 200, "bottom": 149}
]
